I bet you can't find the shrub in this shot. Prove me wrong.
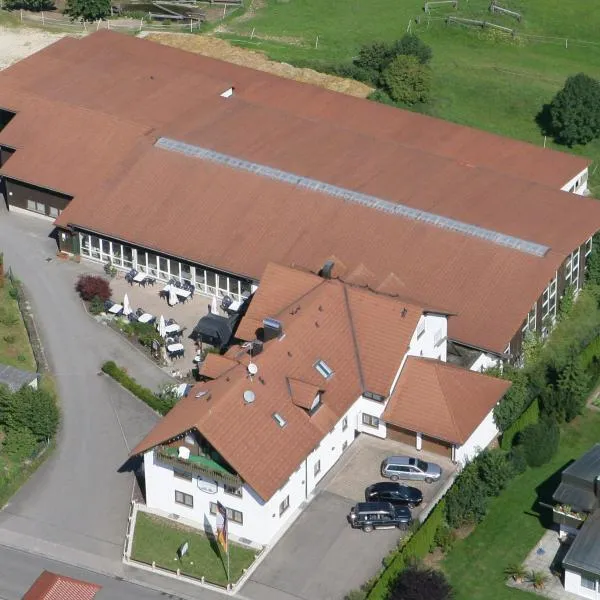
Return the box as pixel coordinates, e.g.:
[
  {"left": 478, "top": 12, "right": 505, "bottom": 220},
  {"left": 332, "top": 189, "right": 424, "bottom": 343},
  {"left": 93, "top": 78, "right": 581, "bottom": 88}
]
[
  {"left": 368, "top": 89, "right": 397, "bottom": 106},
  {"left": 476, "top": 449, "right": 514, "bottom": 496},
  {"left": 445, "top": 461, "right": 487, "bottom": 528},
  {"left": 390, "top": 34, "right": 432, "bottom": 65},
  {"left": 88, "top": 295, "right": 105, "bottom": 315},
  {"left": 433, "top": 523, "right": 456, "bottom": 553},
  {"left": 75, "top": 274, "right": 111, "bottom": 302},
  {"left": 2, "top": 426, "right": 38, "bottom": 460},
  {"left": 389, "top": 565, "right": 453, "bottom": 600},
  {"left": 101, "top": 361, "right": 175, "bottom": 415},
  {"left": 508, "top": 444, "right": 528, "bottom": 475},
  {"left": 500, "top": 399, "right": 539, "bottom": 450},
  {"left": 0, "top": 385, "right": 59, "bottom": 441},
  {"left": 493, "top": 368, "right": 532, "bottom": 432},
  {"left": 382, "top": 55, "right": 432, "bottom": 105},
  {"left": 519, "top": 418, "right": 559, "bottom": 467},
  {"left": 132, "top": 321, "right": 162, "bottom": 348},
  {"left": 3, "top": 334, "right": 15, "bottom": 344}
]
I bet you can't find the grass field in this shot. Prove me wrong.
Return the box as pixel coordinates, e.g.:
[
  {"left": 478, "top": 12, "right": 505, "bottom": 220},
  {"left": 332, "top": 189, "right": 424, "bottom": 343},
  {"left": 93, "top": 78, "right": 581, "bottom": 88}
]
[
  {"left": 223, "top": 0, "right": 600, "bottom": 191},
  {"left": 442, "top": 409, "right": 600, "bottom": 600},
  {"left": 131, "top": 512, "right": 257, "bottom": 586},
  {"left": 0, "top": 282, "right": 36, "bottom": 372}
]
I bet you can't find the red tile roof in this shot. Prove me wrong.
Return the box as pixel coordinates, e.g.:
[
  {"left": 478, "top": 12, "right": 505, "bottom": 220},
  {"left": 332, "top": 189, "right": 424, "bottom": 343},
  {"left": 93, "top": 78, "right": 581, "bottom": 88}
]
[
  {"left": 382, "top": 357, "right": 512, "bottom": 444},
  {"left": 1, "top": 31, "right": 599, "bottom": 353},
  {"left": 200, "top": 354, "right": 238, "bottom": 380},
  {"left": 132, "top": 264, "right": 423, "bottom": 500},
  {"left": 23, "top": 571, "right": 100, "bottom": 600}
]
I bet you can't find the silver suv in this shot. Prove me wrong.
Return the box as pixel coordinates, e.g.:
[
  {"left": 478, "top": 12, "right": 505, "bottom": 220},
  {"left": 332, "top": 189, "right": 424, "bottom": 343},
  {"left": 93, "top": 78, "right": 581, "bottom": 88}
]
[{"left": 381, "top": 456, "right": 442, "bottom": 484}]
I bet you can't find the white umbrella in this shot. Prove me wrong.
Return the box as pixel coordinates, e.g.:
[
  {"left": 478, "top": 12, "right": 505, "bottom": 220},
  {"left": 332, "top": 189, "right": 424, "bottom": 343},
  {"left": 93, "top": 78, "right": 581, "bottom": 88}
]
[
  {"left": 168, "top": 285, "right": 179, "bottom": 307},
  {"left": 211, "top": 295, "right": 218, "bottom": 314},
  {"left": 123, "top": 293, "right": 132, "bottom": 316},
  {"left": 158, "top": 314, "right": 166, "bottom": 338}
]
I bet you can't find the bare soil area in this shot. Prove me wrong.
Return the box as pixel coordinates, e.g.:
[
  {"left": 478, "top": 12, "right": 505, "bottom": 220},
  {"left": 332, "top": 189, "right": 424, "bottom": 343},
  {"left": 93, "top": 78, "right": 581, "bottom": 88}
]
[
  {"left": 145, "top": 32, "right": 373, "bottom": 98},
  {"left": 0, "top": 26, "right": 66, "bottom": 70}
]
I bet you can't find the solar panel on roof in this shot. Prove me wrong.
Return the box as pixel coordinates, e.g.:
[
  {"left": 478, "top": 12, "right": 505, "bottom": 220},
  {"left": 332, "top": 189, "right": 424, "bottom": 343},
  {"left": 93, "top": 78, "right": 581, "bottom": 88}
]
[{"left": 155, "top": 137, "right": 549, "bottom": 258}]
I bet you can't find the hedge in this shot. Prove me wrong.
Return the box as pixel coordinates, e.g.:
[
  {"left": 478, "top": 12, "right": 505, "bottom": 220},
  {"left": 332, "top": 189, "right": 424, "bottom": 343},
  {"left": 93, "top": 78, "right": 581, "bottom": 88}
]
[
  {"left": 101, "top": 361, "right": 174, "bottom": 415},
  {"left": 367, "top": 498, "right": 446, "bottom": 600},
  {"left": 500, "top": 399, "right": 539, "bottom": 451},
  {"left": 580, "top": 336, "right": 600, "bottom": 384}
]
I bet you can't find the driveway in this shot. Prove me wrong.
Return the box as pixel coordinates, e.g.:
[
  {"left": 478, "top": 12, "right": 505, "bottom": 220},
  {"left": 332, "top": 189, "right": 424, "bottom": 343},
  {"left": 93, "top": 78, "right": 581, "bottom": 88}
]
[
  {"left": 242, "top": 435, "right": 456, "bottom": 600},
  {"left": 0, "top": 209, "right": 171, "bottom": 574}
]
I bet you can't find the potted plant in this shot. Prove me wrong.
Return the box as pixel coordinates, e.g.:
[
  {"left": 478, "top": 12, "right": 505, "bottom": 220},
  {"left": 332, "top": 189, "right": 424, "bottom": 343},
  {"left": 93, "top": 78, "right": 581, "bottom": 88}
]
[
  {"left": 104, "top": 260, "right": 117, "bottom": 278},
  {"left": 528, "top": 570, "right": 548, "bottom": 590},
  {"left": 504, "top": 564, "right": 527, "bottom": 584}
]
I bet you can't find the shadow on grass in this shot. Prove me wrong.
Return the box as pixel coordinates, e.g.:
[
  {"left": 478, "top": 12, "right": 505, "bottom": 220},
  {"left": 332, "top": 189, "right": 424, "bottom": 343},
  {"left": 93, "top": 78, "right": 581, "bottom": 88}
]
[
  {"left": 531, "top": 459, "right": 575, "bottom": 529},
  {"left": 535, "top": 103, "right": 554, "bottom": 139}
]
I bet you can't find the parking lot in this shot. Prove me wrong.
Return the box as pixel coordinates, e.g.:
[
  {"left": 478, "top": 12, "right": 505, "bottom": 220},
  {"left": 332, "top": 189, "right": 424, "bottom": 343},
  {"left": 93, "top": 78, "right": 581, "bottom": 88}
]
[{"left": 242, "top": 434, "right": 457, "bottom": 600}]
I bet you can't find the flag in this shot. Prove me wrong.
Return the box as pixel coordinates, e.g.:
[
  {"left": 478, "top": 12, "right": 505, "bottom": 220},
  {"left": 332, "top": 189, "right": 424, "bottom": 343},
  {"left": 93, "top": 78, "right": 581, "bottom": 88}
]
[{"left": 216, "top": 501, "right": 228, "bottom": 553}]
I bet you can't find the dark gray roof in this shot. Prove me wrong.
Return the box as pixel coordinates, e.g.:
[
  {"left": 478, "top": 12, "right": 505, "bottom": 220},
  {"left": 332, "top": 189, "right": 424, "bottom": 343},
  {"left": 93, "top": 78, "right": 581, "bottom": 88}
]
[
  {"left": 0, "top": 363, "right": 38, "bottom": 393},
  {"left": 563, "top": 510, "right": 600, "bottom": 577},
  {"left": 193, "top": 314, "right": 235, "bottom": 348},
  {"left": 553, "top": 444, "right": 600, "bottom": 512}
]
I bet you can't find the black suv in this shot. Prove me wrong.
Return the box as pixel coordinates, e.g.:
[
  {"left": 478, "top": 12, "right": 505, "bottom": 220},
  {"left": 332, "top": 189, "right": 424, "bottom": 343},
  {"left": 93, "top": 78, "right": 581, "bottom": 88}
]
[
  {"left": 365, "top": 482, "right": 423, "bottom": 508},
  {"left": 348, "top": 501, "right": 412, "bottom": 533}
]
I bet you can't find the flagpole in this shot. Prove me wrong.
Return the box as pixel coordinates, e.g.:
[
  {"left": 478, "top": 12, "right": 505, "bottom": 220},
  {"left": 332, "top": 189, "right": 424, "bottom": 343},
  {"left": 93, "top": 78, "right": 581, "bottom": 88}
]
[{"left": 227, "top": 546, "right": 230, "bottom": 587}]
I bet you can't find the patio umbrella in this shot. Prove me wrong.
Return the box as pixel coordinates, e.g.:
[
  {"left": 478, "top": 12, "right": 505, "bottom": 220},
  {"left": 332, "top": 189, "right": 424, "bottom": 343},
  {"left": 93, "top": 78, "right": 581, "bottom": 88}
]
[
  {"left": 168, "top": 285, "right": 179, "bottom": 307},
  {"left": 158, "top": 314, "right": 166, "bottom": 338},
  {"left": 123, "top": 293, "right": 132, "bottom": 316},
  {"left": 211, "top": 295, "right": 219, "bottom": 315}
]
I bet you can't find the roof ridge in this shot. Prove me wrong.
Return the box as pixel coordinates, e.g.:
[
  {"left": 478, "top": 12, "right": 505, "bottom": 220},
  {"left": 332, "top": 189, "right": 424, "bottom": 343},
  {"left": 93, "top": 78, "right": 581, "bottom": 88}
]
[{"left": 343, "top": 285, "right": 366, "bottom": 394}]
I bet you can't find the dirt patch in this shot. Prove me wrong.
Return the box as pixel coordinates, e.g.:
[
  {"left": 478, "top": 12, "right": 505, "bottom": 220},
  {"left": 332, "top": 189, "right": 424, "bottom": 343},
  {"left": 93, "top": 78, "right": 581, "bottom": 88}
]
[
  {"left": 0, "top": 26, "right": 67, "bottom": 71},
  {"left": 144, "top": 32, "right": 373, "bottom": 98}
]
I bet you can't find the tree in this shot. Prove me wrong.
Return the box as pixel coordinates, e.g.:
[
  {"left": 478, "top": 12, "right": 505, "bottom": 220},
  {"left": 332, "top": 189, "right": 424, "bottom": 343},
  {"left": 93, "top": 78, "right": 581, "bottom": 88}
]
[
  {"left": 382, "top": 55, "right": 432, "bottom": 105},
  {"left": 390, "top": 34, "right": 432, "bottom": 65},
  {"left": 0, "top": 385, "right": 59, "bottom": 441},
  {"left": 585, "top": 234, "right": 600, "bottom": 286},
  {"left": 3, "top": 0, "right": 54, "bottom": 10},
  {"left": 549, "top": 73, "right": 600, "bottom": 146},
  {"left": 75, "top": 274, "right": 112, "bottom": 302},
  {"left": 389, "top": 566, "right": 453, "bottom": 600},
  {"left": 518, "top": 418, "right": 559, "bottom": 467},
  {"left": 65, "top": 0, "right": 110, "bottom": 21},
  {"left": 445, "top": 461, "right": 488, "bottom": 528},
  {"left": 493, "top": 368, "right": 531, "bottom": 432},
  {"left": 476, "top": 449, "right": 513, "bottom": 496},
  {"left": 557, "top": 358, "right": 589, "bottom": 421},
  {"left": 354, "top": 41, "right": 392, "bottom": 85}
]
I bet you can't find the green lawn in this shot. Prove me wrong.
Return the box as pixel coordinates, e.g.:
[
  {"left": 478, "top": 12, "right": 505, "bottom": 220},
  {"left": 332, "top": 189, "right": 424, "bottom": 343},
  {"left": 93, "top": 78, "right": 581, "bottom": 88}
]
[
  {"left": 0, "top": 282, "right": 36, "bottom": 372},
  {"left": 131, "top": 512, "right": 258, "bottom": 586},
  {"left": 442, "top": 409, "right": 600, "bottom": 600},
  {"left": 222, "top": 0, "right": 600, "bottom": 192}
]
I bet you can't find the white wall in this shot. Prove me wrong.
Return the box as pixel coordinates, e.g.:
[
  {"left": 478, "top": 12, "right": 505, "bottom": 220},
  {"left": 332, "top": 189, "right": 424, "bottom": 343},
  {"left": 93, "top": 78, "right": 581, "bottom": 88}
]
[
  {"left": 407, "top": 314, "right": 448, "bottom": 362},
  {"left": 470, "top": 352, "right": 500, "bottom": 373},
  {"left": 454, "top": 408, "right": 498, "bottom": 465},
  {"left": 143, "top": 403, "right": 361, "bottom": 546},
  {"left": 355, "top": 395, "right": 388, "bottom": 439},
  {"left": 561, "top": 168, "right": 589, "bottom": 196},
  {"left": 564, "top": 569, "right": 596, "bottom": 599}
]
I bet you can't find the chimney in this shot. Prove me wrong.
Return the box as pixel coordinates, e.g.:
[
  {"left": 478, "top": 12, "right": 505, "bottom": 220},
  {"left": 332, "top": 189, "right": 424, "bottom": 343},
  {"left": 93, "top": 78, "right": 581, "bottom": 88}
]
[
  {"left": 263, "top": 317, "right": 282, "bottom": 342},
  {"left": 319, "top": 260, "right": 335, "bottom": 279}
]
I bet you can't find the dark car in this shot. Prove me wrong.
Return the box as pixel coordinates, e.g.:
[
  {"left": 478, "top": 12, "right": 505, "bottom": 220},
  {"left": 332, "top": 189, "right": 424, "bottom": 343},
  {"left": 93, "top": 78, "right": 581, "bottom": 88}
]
[
  {"left": 365, "top": 482, "right": 423, "bottom": 508},
  {"left": 348, "top": 501, "right": 412, "bottom": 533}
]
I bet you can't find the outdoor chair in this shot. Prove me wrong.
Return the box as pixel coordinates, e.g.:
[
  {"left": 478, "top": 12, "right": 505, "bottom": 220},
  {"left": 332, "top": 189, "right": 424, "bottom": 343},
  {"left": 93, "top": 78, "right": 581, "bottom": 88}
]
[
  {"left": 221, "top": 295, "right": 233, "bottom": 310},
  {"left": 128, "top": 313, "right": 137, "bottom": 322},
  {"left": 104, "top": 300, "right": 113, "bottom": 311},
  {"left": 136, "top": 308, "right": 144, "bottom": 317},
  {"left": 146, "top": 278, "right": 156, "bottom": 287},
  {"left": 167, "top": 318, "right": 176, "bottom": 326}
]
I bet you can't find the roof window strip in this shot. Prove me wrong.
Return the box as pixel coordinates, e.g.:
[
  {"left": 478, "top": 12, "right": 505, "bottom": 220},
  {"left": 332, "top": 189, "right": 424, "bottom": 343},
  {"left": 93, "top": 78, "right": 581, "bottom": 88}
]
[{"left": 155, "top": 137, "right": 549, "bottom": 258}]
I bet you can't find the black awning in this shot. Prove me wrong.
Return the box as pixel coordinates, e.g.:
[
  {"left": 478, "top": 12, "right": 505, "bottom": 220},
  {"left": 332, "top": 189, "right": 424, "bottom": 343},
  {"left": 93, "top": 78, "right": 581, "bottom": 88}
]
[{"left": 192, "top": 313, "right": 235, "bottom": 348}]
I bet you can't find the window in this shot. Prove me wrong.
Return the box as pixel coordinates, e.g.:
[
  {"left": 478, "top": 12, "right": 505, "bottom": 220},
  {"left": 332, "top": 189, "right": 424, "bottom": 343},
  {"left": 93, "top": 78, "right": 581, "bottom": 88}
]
[
  {"left": 415, "top": 319, "right": 425, "bottom": 339},
  {"left": 342, "top": 416, "right": 348, "bottom": 431},
  {"left": 581, "top": 576, "right": 596, "bottom": 591},
  {"left": 565, "top": 249, "right": 581, "bottom": 289},
  {"left": 314, "top": 359, "right": 334, "bottom": 379},
  {"left": 209, "top": 503, "right": 243, "bottom": 524},
  {"left": 586, "top": 237, "right": 593, "bottom": 258},
  {"left": 27, "top": 199, "right": 35, "bottom": 211},
  {"left": 362, "top": 413, "right": 379, "bottom": 428},
  {"left": 314, "top": 460, "right": 321, "bottom": 477},
  {"left": 434, "top": 329, "right": 444, "bottom": 347},
  {"left": 173, "top": 469, "right": 192, "bottom": 481},
  {"left": 279, "top": 495, "right": 290, "bottom": 516},
  {"left": 272, "top": 412, "right": 287, "bottom": 428},
  {"left": 342, "top": 440, "right": 348, "bottom": 451},
  {"left": 175, "top": 490, "right": 193, "bottom": 507},
  {"left": 541, "top": 276, "right": 557, "bottom": 320},
  {"left": 223, "top": 484, "right": 242, "bottom": 498},
  {"left": 49, "top": 206, "right": 59, "bottom": 218}
]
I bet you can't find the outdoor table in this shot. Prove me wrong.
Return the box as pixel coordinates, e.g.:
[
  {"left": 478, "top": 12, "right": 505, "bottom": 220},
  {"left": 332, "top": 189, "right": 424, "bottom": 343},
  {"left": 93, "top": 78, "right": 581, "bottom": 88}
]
[
  {"left": 167, "top": 343, "right": 184, "bottom": 353},
  {"left": 133, "top": 272, "right": 147, "bottom": 283},
  {"left": 162, "top": 285, "right": 192, "bottom": 300},
  {"left": 138, "top": 313, "right": 154, "bottom": 324},
  {"left": 164, "top": 323, "right": 180, "bottom": 335},
  {"left": 108, "top": 304, "right": 123, "bottom": 315}
]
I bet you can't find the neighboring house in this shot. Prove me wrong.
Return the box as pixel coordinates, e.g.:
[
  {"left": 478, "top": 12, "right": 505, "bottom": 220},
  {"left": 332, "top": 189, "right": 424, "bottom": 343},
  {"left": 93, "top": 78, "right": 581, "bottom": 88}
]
[
  {"left": 0, "top": 363, "right": 38, "bottom": 392},
  {"left": 132, "top": 263, "right": 510, "bottom": 546},
  {"left": 0, "top": 31, "right": 599, "bottom": 370},
  {"left": 22, "top": 570, "right": 101, "bottom": 599},
  {"left": 552, "top": 444, "right": 600, "bottom": 598}
]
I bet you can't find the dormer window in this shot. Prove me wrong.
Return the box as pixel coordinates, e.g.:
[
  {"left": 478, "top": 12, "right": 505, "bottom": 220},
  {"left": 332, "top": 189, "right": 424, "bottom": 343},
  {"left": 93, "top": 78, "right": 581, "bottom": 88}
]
[
  {"left": 309, "top": 394, "right": 322, "bottom": 416},
  {"left": 314, "top": 359, "right": 333, "bottom": 379}
]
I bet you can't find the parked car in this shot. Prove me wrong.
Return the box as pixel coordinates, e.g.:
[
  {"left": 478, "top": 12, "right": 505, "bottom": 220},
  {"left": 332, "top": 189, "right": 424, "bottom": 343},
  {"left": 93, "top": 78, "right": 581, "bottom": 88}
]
[
  {"left": 348, "top": 501, "right": 412, "bottom": 533},
  {"left": 365, "top": 481, "right": 423, "bottom": 508},
  {"left": 381, "top": 456, "right": 442, "bottom": 483}
]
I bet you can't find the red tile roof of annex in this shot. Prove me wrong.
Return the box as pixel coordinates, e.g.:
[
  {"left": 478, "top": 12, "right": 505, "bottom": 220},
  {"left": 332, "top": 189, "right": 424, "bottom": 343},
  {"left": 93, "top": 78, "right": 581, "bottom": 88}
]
[
  {"left": 22, "top": 571, "right": 101, "bottom": 600},
  {"left": 132, "top": 264, "right": 424, "bottom": 500}
]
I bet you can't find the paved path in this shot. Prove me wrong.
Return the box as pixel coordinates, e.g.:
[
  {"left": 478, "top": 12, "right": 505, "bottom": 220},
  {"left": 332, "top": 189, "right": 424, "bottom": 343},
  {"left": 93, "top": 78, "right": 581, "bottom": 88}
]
[{"left": 0, "top": 211, "right": 170, "bottom": 572}]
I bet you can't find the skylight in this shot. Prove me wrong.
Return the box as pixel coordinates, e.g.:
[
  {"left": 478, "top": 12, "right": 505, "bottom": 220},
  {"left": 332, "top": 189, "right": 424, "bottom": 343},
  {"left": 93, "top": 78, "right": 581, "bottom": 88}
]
[
  {"left": 272, "top": 412, "right": 287, "bottom": 428},
  {"left": 315, "top": 359, "right": 334, "bottom": 379}
]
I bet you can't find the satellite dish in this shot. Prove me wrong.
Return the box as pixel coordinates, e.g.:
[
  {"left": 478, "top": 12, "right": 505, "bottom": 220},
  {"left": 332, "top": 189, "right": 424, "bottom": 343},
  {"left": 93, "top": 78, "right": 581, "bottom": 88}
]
[
  {"left": 178, "top": 446, "right": 191, "bottom": 460},
  {"left": 243, "top": 390, "right": 256, "bottom": 404},
  {"left": 247, "top": 362, "right": 258, "bottom": 376}
]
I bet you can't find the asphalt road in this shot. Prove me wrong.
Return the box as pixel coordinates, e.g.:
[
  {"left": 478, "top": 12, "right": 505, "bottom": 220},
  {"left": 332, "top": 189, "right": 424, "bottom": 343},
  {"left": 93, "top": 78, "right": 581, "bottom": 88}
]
[{"left": 0, "top": 209, "right": 170, "bottom": 573}]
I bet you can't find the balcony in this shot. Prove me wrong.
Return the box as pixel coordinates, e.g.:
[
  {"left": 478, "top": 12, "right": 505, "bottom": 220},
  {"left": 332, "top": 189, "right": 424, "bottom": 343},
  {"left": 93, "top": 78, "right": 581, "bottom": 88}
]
[
  {"left": 156, "top": 446, "right": 243, "bottom": 488},
  {"left": 553, "top": 506, "right": 588, "bottom": 530}
]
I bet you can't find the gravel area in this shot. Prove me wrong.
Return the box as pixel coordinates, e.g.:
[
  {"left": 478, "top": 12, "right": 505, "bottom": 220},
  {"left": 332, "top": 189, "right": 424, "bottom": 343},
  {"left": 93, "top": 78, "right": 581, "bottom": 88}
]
[{"left": 0, "top": 26, "right": 66, "bottom": 71}]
